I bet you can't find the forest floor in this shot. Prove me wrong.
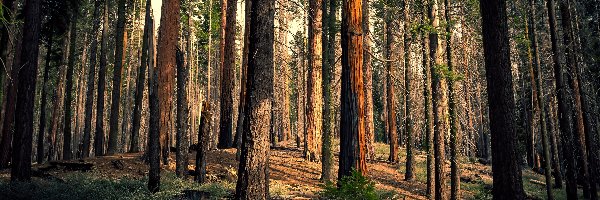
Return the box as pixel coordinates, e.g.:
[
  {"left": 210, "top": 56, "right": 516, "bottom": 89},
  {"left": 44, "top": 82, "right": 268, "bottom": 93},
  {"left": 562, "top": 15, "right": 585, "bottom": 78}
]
[{"left": 0, "top": 141, "right": 586, "bottom": 200}]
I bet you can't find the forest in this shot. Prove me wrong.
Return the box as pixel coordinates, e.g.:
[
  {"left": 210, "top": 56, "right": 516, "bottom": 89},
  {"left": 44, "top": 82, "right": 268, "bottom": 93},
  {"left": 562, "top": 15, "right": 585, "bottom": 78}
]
[{"left": 0, "top": 0, "right": 598, "bottom": 199}]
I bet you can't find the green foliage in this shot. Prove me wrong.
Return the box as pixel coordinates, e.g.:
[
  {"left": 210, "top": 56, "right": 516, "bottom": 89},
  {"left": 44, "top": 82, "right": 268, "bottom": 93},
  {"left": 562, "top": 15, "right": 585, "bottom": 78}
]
[
  {"left": 433, "top": 64, "right": 464, "bottom": 82},
  {"left": 0, "top": 172, "right": 234, "bottom": 200},
  {"left": 319, "top": 170, "right": 378, "bottom": 200}
]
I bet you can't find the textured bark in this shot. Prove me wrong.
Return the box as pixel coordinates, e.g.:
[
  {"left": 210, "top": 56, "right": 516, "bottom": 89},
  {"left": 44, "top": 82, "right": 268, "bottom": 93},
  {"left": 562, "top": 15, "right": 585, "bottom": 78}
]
[
  {"left": 403, "top": 0, "right": 414, "bottom": 181},
  {"left": 10, "top": 0, "right": 42, "bottom": 181},
  {"left": 384, "top": 10, "right": 398, "bottom": 164},
  {"left": 546, "top": 99, "right": 563, "bottom": 188},
  {"left": 421, "top": 1, "right": 435, "bottom": 196},
  {"left": 175, "top": 49, "right": 189, "bottom": 178},
  {"left": 107, "top": 0, "right": 127, "bottom": 155},
  {"left": 479, "top": 0, "right": 526, "bottom": 198},
  {"left": 235, "top": 0, "right": 250, "bottom": 154},
  {"left": 559, "top": 0, "right": 591, "bottom": 197},
  {"left": 234, "top": 0, "right": 274, "bottom": 197},
  {"left": 37, "top": 31, "right": 54, "bottom": 164},
  {"left": 362, "top": 0, "right": 376, "bottom": 161},
  {"left": 95, "top": 2, "right": 109, "bottom": 157},
  {"left": 527, "top": 0, "right": 553, "bottom": 198},
  {"left": 217, "top": 0, "right": 237, "bottom": 149},
  {"left": 130, "top": 0, "right": 152, "bottom": 153},
  {"left": 63, "top": 10, "right": 79, "bottom": 160},
  {"left": 305, "top": 0, "right": 323, "bottom": 162},
  {"left": 445, "top": 0, "right": 459, "bottom": 198},
  {"left": 158, "top": 0, "right": 180, "bottom": 162},
  {"left": 320, "top": 0, "right": 334, "bottom": 181},
  {"left": 429, "top": 0, "right": 448, "bottom": 198},
  {"left": 196, "top": 102, "right": 210, "bottom": 183},
  {"left": 82, "top": 0, "right": 103, "bottom": 158},
  {"left": 148, "top": 53, "right": 161, "bottom": 193},
  {"left": 0, "top": 0, "right": 16, "bottom": 168},
  {"left": 339, "top": 0, "right": 367, "bottom": 179}
]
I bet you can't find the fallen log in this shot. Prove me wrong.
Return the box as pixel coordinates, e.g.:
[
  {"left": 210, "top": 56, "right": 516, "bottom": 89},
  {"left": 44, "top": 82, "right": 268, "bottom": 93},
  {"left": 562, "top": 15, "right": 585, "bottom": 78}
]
[{"left": 49, "top": 161, "right": 94, "bottom": 172}]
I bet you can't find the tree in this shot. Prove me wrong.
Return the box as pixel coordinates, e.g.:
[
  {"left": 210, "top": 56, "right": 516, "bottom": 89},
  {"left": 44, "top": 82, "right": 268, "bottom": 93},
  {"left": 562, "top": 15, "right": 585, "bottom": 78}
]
[
  {"left": 37, "top": 26, "right": 54, "bottom": 164},
  {"left": 0, "top": 0, "right": 18, "bottom": 168},
  {"left": 234, "top": 0, "right": 251, "bottom": 156},
  {"left": 175, "top": 49, "right": 189, "bottom": 177},
  {"left": 217, "top": 0, "right": 237, "bottom": 149},
  {"left": 63, "top": 6, "right": 79, "bottom": 160},
  {"left": 421, "top": 0, "right": 435, "bottom": 196},
  {"left": 10, "top": 0, "right": 42, "bottom": 181},
  {"left": 526, "top": 0, "right": 553, "bottom": 198},
  {"left": 148, "top": 37, "right": 160, "bottom": 193},
  {"left": 321, "top": 0, "right": 336, "bottom": 181},
  {"left": 429, "top": 0, "right": 448, "bottom": 198},
  {"left": 82, "top": 0, "right": 103, "bottom": 158},
  {"left": 445, "top": 0, "right": 460, "bottom": 198},
  {"left": 305, "top": 0, "right": 323, "bottom": 162},
  {"left": 196, "top": 102, "right": 210, "bottom": 183},
  {"left": 402, "top": 0, "right": 415, "bottom": 182},
  {"left": 107, "top": 0, "right": 127, "bottom": 155},
  {"left": 158, "top": 0, "right": 181, "bottom": 162},
  {"left": 95, "top": 1, "right": 110, "bottom": 157},
  {"left": 479, "top": 0, "right": 526, "bottom": 198},
  {"left": 362, "top": 0, "right": 376, "bottom": 161},
  {"left": 234, "top": 0, "right": 274, "bottom": 197},
  {"left": 339, "top": 0, "right": 367, "bottom": 178},
  {"left": 130, "top": 0, "right": 152, "bottom": 153},
  {"left": 384, "top": 5, "right": 398, "bottom": 164}
]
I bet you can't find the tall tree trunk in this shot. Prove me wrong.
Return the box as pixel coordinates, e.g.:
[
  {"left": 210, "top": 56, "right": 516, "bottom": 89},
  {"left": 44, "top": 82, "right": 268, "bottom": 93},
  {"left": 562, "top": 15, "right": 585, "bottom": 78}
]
[
  {"left": 546, "top": 97, "right": 563, "bottom": 188},
  {"left": 37, "top": 30, "right": 54, "bottom": 164},
  {"left": 148, "top": 42, "right": 160, "bottom": 193},
  {"left": 130, "top": 0, "right": 152, "bottom": 153},
  {"left": 479, "top": 0, "right": 526, "bottom": 198},
  {"left": 217, "top": 0, "right": 237, "bottom": 149},
  {"left": 235, "top": 0, "right": 250, "bottom": 159},
  {"left": 175, "top": 49, "right": 189, "bottom": 177},
  {"left": 107, "top": 0, "right": 127, "bottom": 155},
  {"left": 384, "top": 9, "right": 398, "bottom": 163},
  {"left": 63, "top": 9, "right": 79, "bottom": 160},
  {"left": 339, "top": 0, "right": 367, "bottom": 178},
  {"left": 305, "top": 0, "right": 323, "bottom": 162},
  {"left": 10, "top": 0, "right": 42, "bottom": 181},
  {"left": 559, "top": 0, "right": 591, "bottom": 197},
  {"left": 158, "top": 0, "right": 181, "bottom": 163},
  {"left": 196, "top": 102, "right": 210, "bottom": 183},
  {"left": 362, "top": 0, "right": 376, "bottom": 161},
  {"left": 320, "top": 0, "right": 333, "bottom": 181},
  {"left": 82, "top": 0, "right": 103, "bottom": 158},
  {"left": 404, "top": 0, "right": 414, "bottom": 181},
  {"left": 445, "top": 0, "right": 460, "bottom": 198},
  {"left": 429, "top": 0, "right": 448, "bottom": 198},
  {"left": 234, "top": 0, "right": 274, "bottom": 197},
  {"left": 95, "top": 2, "right": 110, "bottom": 157},
  {"left": 422, "top": 0, "right": 435, "bottom": 196},
  {"left": 527, "top": 0, "right": 553, "bottom": 198}
]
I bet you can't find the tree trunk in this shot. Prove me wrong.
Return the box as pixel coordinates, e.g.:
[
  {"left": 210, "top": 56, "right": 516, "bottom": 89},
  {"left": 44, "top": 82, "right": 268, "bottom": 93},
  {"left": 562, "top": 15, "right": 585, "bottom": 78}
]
[
  {"left": 320, "top": 0, "right": 334, "bottom": 181},
  {"left": 429, "top": 0, "right": 448, "bottom": 198},
  {"left": 305, "top": 0, "right": 323, "bottom": 162},
  {"left": 445, "top": 0, "right": 460, "bottom": 198},
  {"left": 130, "top": 0, "right": 152, "bottom": 153},
  {"left": 107, "top": 0, "right": 127, "bottom": 155},
  {"left": 479, "top": 0, "right": 526, "bottom": 198},
  {"left": 63, "top": 10, "right": 79, "bottom": 160},
  {"left": 148, "top": 46, "right": 161, "bottom": 193},
  {"left": 37, "top": 30, "right": 54, "bottom": 164},
  {"left": 175, "top": 49, "right": 189, "bottom": 177},
  {"left": 384, "top": 9, "right": 398, "bottom": 164},
  {"left": 339, "top": 0, "right": 367, "bottom": 179},
  {"left": 158, "top": 0, "right": 181, "bottom": 163},
  {"left": 234, "top": 0, "right": 274, "bottom": 197},
  {"left": 82, "top": 0, "right": 103, "bottom": 158},
  {"left": 235, "top": 0, "right": 250, "bottom": 160},
  {"left": 217, "top": 0, "right": 237, "bottom": 149},
  {"left": 362, "top": 0, "right": 376, "bottom": 161},
  {"left": 196, "top": 102, "right": 210, "bottom": 183},
  {"left": 421, "top": 1, "right": 435, "bottom": 196},
  {"left": 403, "top": 0, "right": 414, "bottom": 181},
  {"left": 527, "top": 0, "right": 553, "bottom": 198},
  {"left": 95, "top": 2, "right": 110, "bottom": 157},
  {"left": 10, "top": 0, "right": 42, "bottom": 181}
]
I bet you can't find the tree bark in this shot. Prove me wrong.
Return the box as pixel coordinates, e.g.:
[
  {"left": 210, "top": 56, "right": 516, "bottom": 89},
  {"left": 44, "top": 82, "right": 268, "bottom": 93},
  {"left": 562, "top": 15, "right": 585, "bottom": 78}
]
[
  {"left": 175, "top": 49, "right": 189, "bottom": 177},
  {"left": 95, "top": 2, "right": 110, "bottom": 157},
  {"left": 196, "top": 102, "right": 210, "bottom": 183},
  {"left": 305, "top": 0, "right": 323, "bottom": 162},
  {"left": 362, "top": 0, "right": 376, "bottom": 161},
  {"left": 421, "top": 0, "right": 435, "bottom": 196},
  {"left": 37, "top": 29, "right": 54, "bottom": 164},
  {"left": 320, "top": 0, "right": 335, "bottom": 181},
  {"left": 10, "top": 0, "right": 42, "bottom": 181},
  {"left": 479, "top": 0, "right": 526, "bottom": 198},
  {"left": 107, "top": 0, "right": 127, "bottom": 155},
  {"left": 404, "top": 0, "right": 414, "bottom": 182},
  {"left": 63, "top": 9, "right": 79, "bottom": 160},
  {"left": 234, "top": 0, "right": 274, "bottom": 197},
  {"left": 384, "top": 9, "right": 398, "bottom": 164},
  {"left": 148, "top": 46, "right": 161, "bottom": 193},
  {"left": 217, "top": 0, "right": 237, "bottom": 149},
  {"left": 157, "top": 0, "right": 181, "bottom": 163},
  {"left": 339, "top": 0, "right": 367, "bottom": 179},
  {"left": 445, "top": 0, "right": 460, "bottom": 198}
]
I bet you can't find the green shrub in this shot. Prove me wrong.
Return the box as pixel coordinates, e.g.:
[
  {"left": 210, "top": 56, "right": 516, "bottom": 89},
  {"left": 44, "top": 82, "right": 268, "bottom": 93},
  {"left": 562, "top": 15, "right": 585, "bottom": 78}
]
[{"left": 319, "top": 170, "right": 378, "bottom": 200}]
